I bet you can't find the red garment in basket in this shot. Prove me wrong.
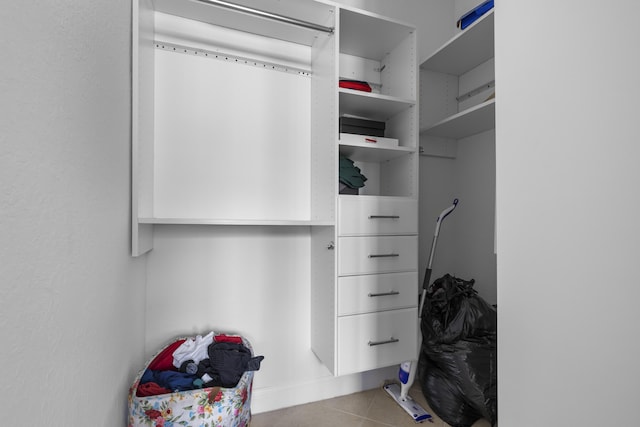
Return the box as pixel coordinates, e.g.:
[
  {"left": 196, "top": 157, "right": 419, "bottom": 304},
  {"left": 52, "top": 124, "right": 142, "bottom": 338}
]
[
  {"left": 136, "top": 381, "right": 172, "bottom": 397},
  {"left": 148, "top": 339, "right": 186, "bottom": 371}
]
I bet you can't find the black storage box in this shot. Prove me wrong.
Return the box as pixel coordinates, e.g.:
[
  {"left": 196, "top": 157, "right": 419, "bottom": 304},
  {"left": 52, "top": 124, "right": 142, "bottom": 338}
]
[{"left": 339, "top": 116, "right": 385, "bottom": 137}]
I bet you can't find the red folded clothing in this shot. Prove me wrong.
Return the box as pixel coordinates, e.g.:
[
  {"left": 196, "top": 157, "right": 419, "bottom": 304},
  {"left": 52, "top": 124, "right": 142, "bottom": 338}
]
[{"left": 339, "top": 79, "right": 372, "bottom": 92}]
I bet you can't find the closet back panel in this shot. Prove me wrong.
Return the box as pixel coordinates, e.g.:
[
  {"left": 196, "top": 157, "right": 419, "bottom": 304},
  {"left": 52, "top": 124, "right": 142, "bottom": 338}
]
[{"left": 153, "top": 47, "right": 311, "bottom": 220}]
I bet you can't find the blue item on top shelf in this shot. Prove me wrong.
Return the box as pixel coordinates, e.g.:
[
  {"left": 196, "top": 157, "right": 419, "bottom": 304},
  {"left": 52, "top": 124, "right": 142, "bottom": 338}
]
[{"left": 457, "top": 0, "right": 494, "bottom": 30}]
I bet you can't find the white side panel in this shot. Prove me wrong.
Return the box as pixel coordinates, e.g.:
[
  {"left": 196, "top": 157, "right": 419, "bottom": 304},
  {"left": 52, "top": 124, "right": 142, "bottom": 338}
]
[
  {"left": 310, "top": 226, "right": 337, "bottom": 374},
  {"left": 132, "top": 0, "right": 155, "bottom": 255},
  {"left": 153, "top": 48, "right": 311, "bottom": 220},
  {"left": 310, "top": 28, "right": 337, "bottom": 222},
  {"left": 381, "top": 30, "right": 416, "bottom": 100},
  {"left": 420, "top": 69, "right": 459, "bottom": 128}
]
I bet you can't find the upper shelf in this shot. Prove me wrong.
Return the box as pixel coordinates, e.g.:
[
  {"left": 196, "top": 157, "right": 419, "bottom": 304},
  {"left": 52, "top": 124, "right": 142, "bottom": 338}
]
[
  {"left": 420, "top": 10, "right": 494, "bottom": 75},
  {"left": 152, "top": 0, "right": 335, "bottom": 47},
  {"left": 340, "top": 7, "right": 414, "bottom": 60},
  {"left": 421, "top": 99, "right": 495, "bottom": 138}
]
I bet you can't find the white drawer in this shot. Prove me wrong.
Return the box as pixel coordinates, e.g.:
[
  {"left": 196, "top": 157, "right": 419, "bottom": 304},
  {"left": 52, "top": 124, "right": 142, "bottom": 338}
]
[
  {"left": 337, "top": 308, "right": 418, "bottom": 376},
  {"left": 339, "top": 196, "right": 417, "bottom": 236},
  {"left": 338, "top": 272, "right": 418, "bottom": 316},
  {"left": 338, "top": 235, "right": 417, "bottom": 276}
]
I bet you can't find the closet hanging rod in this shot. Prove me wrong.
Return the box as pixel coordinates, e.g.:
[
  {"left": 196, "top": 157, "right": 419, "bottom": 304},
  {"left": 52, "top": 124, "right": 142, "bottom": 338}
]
[{"left": 191, "top": 0, "right": 335, "bottom": 34}]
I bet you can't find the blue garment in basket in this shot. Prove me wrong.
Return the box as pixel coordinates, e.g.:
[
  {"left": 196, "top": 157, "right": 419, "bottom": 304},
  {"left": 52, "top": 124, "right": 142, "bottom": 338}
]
[{"left": 141, "top": 369, "right": 198, "bottom": 392}]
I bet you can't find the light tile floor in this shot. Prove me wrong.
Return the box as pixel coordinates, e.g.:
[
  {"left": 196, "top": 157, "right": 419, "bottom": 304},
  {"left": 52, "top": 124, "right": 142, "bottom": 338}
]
[{"left": 250, "top": 382, "right": 492, "bottom": 427}]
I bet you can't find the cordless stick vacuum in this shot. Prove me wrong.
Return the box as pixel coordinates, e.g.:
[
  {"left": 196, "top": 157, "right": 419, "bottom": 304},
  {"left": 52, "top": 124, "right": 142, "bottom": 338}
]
[{"left": 384, "top": 198, "right": 458, "bottom": 423}]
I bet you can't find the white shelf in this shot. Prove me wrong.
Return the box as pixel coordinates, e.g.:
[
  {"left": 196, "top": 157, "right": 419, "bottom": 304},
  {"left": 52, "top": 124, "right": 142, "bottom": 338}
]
[
  {"left": 139, "top": 217, "right": 333, "bottom": 226},
  {"left": 339, "top": 142, "right": 414, "bottom": 162},
  {"left": 420, "top": 10, "right": 494, "bottom": 75},
  {"left": 339, "top": 89, "right": 415, "bottom": 122},
  {"left": 421, "top": 99, "right": 495, "bottom": 139}
]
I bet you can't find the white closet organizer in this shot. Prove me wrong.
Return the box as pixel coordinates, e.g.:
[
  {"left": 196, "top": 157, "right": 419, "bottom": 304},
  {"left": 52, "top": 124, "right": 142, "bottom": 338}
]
[
  {"left": 311, "top": 7, "right": 419, "bottom": 376},
  {"left": 132, "top": 0, "right": 419, "bottom": 378},
  {"left": 420, "top": 9, "right": 494, "bottom": 140}
]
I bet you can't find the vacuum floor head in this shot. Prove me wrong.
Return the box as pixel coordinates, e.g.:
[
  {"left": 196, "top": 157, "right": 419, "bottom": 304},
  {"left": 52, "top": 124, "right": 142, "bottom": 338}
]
[{"left": 383, "top": 383, "right": 433, "bottom": 423}]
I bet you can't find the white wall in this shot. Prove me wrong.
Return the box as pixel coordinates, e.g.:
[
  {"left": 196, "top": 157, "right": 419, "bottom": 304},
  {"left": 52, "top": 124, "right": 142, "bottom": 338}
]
[
  {"left": 452, "top": 130, "right": 496, "bottom": 302},
  {"left": 418, "top": 131, "right": 496, "bottom": 305},
  {"left": 496, "top": 1, "right": 640, "bottom": 425},
  {"left": 0, "top": 2, "right": 147, "bottom": 425}
]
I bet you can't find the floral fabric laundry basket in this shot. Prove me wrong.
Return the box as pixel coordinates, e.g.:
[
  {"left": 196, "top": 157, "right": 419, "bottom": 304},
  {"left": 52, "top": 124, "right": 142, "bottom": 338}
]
[{"left": 128, "top": 333, "right": 262, "bottom": 427}]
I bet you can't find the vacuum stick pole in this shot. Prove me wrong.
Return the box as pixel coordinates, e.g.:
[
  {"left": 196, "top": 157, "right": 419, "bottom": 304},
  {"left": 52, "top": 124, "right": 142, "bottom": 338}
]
[
  {"left": 388, "top": 199, "right": 459, "bottom": 421},
  {"left": 418, "top": 199, "right": 458, "bottom": 317}
]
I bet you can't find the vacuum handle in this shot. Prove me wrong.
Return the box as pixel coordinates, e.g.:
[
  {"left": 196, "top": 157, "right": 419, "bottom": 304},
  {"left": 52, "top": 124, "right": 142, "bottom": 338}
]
[
  {"left": 421, "top": 198, "right": 459, "bottom": 317},
  {"left": 422, "top": 268, "right": 432, "bottom": 292},
  {"left": 427, "top": 198, "right": 459, "bottom": 269},
  {"left": 434, "top": 198, "right": 458, "bottom": 238}
]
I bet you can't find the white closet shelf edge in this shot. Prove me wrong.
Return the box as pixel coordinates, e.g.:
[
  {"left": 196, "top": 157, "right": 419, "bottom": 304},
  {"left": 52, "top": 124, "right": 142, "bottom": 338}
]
[
  {"left": 138, "top": 218, "right": 334, "bottom": 226},
  {"left": 420, "top": 98, "right": 495, "bottom": 139}
]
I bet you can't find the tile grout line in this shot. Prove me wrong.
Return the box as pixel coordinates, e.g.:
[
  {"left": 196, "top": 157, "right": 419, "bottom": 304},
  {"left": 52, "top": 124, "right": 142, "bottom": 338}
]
[{"left": 330, "top": 406, "right": 396, "bottom": 427}]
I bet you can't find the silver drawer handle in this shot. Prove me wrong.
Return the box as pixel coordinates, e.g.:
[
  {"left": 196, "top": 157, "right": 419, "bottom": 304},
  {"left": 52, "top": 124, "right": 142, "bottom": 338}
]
[
  {"left": 368, "top": 337, "right": 399, "bottom": 346},
  {"left": 368, "top": 253, "right": 399, "bottom": 258},
  {"left": 368, "top": 291, "right": 400, "bottom": 297},
  {"left": 368, "top": 215, "right": 400, "bottom": 219}
]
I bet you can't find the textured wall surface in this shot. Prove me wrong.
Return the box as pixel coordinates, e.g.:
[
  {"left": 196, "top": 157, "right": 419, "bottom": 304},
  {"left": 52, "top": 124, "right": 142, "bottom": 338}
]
[{"left": 0, "top": 1, "right": 146, "bottom": 425}]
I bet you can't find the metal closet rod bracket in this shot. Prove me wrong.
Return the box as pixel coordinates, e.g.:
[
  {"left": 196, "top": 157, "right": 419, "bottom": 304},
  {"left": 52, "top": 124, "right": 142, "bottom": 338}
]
[{"left": 192, "top": 0, "right": 335, "bottom": 34}]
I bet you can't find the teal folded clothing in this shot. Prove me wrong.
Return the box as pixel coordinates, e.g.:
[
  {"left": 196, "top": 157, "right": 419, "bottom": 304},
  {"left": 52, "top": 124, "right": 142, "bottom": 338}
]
[{"left": 339, "top": 155, "right": 367, "bottom": 188}]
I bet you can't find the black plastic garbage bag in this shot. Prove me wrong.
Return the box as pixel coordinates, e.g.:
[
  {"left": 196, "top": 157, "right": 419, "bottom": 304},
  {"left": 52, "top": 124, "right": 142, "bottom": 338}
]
[{"left": 418, "top": 274, "right": 497, "bottom": 427}]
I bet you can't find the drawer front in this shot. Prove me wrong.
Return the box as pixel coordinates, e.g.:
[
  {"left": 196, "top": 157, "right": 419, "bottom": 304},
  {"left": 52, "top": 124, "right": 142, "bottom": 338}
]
[
  {"left": 338, "top": 271, "right": 418, "bottom": 316},
  {"left": 338, "top": 235, "right": 417, "bottom": 276},
  {"left": 339, "top": 197, "right": 417, "bottom": 236},
  {"left": 337, "top": 308, "right": 418, "bottom": 376}
]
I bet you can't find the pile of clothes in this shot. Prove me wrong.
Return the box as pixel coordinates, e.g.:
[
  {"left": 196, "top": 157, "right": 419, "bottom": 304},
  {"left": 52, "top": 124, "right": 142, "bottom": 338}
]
[{"left": 137, "top": 332, "right": 264, "bottom": 397}]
